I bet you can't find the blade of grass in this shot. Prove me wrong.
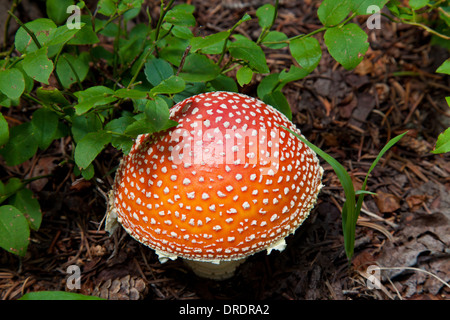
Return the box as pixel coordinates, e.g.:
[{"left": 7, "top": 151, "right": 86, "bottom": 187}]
[
  {"left": 355, "top": 131, "right": 408, "bottom": 217},
  {"left": 279, "top": 125, "right": 357, "bottom": 259},
  {"left": 280, "top": 126, "right": 408, "bottom": 261}
]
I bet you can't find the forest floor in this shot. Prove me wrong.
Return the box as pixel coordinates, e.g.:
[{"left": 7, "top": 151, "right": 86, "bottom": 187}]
[{"left": 0, "top": 0, "right": 449, "bottom": 300}]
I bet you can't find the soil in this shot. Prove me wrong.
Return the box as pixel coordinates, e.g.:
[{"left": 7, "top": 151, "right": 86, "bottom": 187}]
[{"left": 1, "top": 0, "right": 449, "bottom": 301}]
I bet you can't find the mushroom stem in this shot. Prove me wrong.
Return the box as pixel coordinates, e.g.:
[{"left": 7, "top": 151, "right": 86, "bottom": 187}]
[{"left": 183, "top": 259, "right": 246, "bottom": 280}]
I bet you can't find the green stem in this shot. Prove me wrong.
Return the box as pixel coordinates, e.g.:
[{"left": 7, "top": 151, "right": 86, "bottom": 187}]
[
  {"left": 61, "top": 54, "right": 83, "bottom": 90},
  {"left": 256, "top": 0, "right": 279, "bottom": 45},
  {"left": 401, "top": 20, "right": 450, "bottom": 40},
  {"left": 125, "top": 22, "right": 173, "bottom": 89},
  {"left": 95, "top": 12, "right": 119, "bottom": 34},
  {"left": 217, "top": 15, "right": 250, "bottom": 66},
  {"left": 113, "top": 15, "right": 122, "bottom": 80},
  {"left": 127, "top": 46, "right": 155, "bottom": 89},
  {"left": 155, "top": 0, "right": 175, "bottom": 41},
  {"left": 3, "top": 0, "right": 21, "bottom": 50},
  {"left": 8, "top": 10, "right": 41, "bottom": 49},
  {"left": 51, "top": 46, "right": 66, "bottom": 90},
  {"left": 264, "top": 12, "right": 357, "bottom": 46},
  {"left": 22, "top": 92, "right": 65, "bottom": 115}
]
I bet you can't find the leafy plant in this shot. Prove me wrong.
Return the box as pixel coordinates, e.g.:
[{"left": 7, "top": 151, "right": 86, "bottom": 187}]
[{"left": 432, "top": 59, "right": 450, "bottom": 154}]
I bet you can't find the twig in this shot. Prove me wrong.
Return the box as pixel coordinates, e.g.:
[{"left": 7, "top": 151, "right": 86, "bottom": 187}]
[
  {"left": 8, "top": 10, "right": 41, "bottom": 49},
  {"left": 3, "top": 0, "right": 22, "bottom": 50},
  {"left": 176, "top": 45, "right": 191, "bottom": 76},
  {"left": 377, "top": 266, "right": 450, "bottom": 290}
]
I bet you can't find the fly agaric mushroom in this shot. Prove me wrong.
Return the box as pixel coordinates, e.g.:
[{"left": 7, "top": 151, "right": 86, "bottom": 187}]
[{"left": 106, "top": 91, "right": 323, "bottom": 280}]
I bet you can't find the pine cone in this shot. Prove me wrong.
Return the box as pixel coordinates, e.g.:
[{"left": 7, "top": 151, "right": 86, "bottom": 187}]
[{"left": 93, "top": 275, "right": 147, "bottom": 300}]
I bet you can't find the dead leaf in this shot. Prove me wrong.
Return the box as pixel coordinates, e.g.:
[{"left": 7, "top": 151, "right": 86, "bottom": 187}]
[
  {"left": 30, "top": 156, "right": 59, "bottom": 192},
  {"left": 355, "top": 58, "right": 374, "bottom": 76},
  {"left": 70, "top": 178, "right": 92, "bottom": 191},
  {"left": 374, "top": 191, "right": 401, "bottom": 213},
  {"left": 351, "top": 175, "right": 364, "bottom": 192},
  {"left": 406, "top": 194, "right": 428, "bottom": 212},
  {"left": 338, "top": 95, "right": 357, "bottom": 118},
  {"left": 348, "top": 92, "right": 376, "bottom": 128}
]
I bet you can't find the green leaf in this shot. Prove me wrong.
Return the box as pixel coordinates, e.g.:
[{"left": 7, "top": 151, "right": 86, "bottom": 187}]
[
  {"left": 22, "top": 47, "right": 54, "bottom": 84},
  {"left": 74, "top": 130, "right": 112, "bottom": 169},
  {"left": 143, "top": 97, "right": 170, "bottom": 132},
  {"left": 164, "top": 5, "right": 196, "bottom": 27},
  {"left": 124, "top": 97, "right": 174, "bottom": 137},
  {"left": 36, "top": 87, "right": 70, "bottom": 106},
  {"left": 178, "top": 53, "right": 220, "bottom": 82},
  {"left": 208, "top": 75, "right": 238, "bottom": 93},
  {"left": 0, "top": 122, "right": 38, "bottom": 166},
  {"left": 158, "top": 37, "right": 190, "bottom": 67},
  {"left": 74, "top": 86, "right": 117, "bottom": 115},
  {"left": 289, "top": 36, "right": 322, "bottom": 73},
  {"left": 9, "top": 188, "right": 42, "bottom": 231},
  {"left": 98, "top": 0, "right": 117, "bottom": 16},
  {"left": 318, "top": 0, "right": 351, "bottom": 26},
  {"left": 236, "top": 66, "right": 253, "bottom": 86},
  {"left": 15, "top": 18, "right": 56, "bottom": 53},
  {"left": 144, "top": 58, "right": 174, "bottom": 86},
  {"left": 350, "top": 0, "right": 389, "bottom": 15},
  {"left": 81, "top": 163, "right": 95, "bottom": 180},
  {"left": 409, "top": 0, "right": 429, "bottom": 10},
  {"left": 0, "top": 68, "right": 25, "bottom": 100},
  {"left": 68, "top": 16, "right": 99, "bottom": 45},
  {"left": 279, "top": 65, "right": 310, "bottom": 84},
  {"left": 20, "top": 291, "right": 104, "bottom": 300},
  {"left": 0, "top": 178, "right": 25, "bottom": 205},
  {"left": 256, "top": 4, "right": 275, "bottom": 28},
  {"left": 190, "top": 31, "right": 229, "bottom": 53},
  {"left": 262, "top": 90, "right": 292, "bottom": 121},
  {"left": 105, "top": 116, "right": 135, "bottom": 154},
  {"left": 431, "top": 127, "right": 450, "bottom": 154},
  {"left": 239, "top": 13, "right": 252, "bottom": 23},
  {"left": 118, "top": 0, "right": 145, "bottom": 16},
  {"left": 71, "top": 113, "right": 103, "bottom": 143},
  {"left": 31, "top": 108, "right": 59, "bottom": 150},
  {"left": 436, "top": 59, "right": 450, "bottom": 75},
  {"left": 150, "top": 75, "right": 185, "bottom": 95},
  {"left": 324, "top": 23, "right": 369, "bottom": 70},
  {"left": 124, "top": 117, "right": 155, "bottom": 137},
  {"left": 0, "top": 113, "right": 8, "bottom": 147},
  {"left": 0, "top": 205, "right": 30, "bottom": 257},
  {"left": 439, "top": 7, "right": 450, "bottom": 27},
  {"left": 257, "top": 73, "right": 280, "bottom": 100},
  {"left": 262, "top": 31, "right": 288, "bottom": 49},
  {"left": 228, "top": 38, "right": 270, "bottom": 73},
  {"left": 171, "top": 25, "right": 194, "bottom": 39},
  {"left": 56, "top": 52, "right": 90, "bottom": 88},
  {"left": 46, "top": 0, "right": 75, "bottom": 24},
  {"left": 114, "top": 89, "right": 147, "bottom": 100}
]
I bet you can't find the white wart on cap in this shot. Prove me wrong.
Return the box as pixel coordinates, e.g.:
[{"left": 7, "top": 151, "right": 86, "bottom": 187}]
[{"left": 107, "top": 91, "right": 323, "bottom": 279}]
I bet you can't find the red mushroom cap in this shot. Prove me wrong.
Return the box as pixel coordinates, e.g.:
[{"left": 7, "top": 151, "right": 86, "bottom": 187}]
[{"left": 110, "top": 91, "right": 323, "bottom": 262}]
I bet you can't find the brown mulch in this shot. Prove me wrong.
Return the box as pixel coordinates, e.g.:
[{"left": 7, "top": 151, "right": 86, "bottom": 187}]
[{"left": 1, "top": 0, "right": 449, "bottom": 300}]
